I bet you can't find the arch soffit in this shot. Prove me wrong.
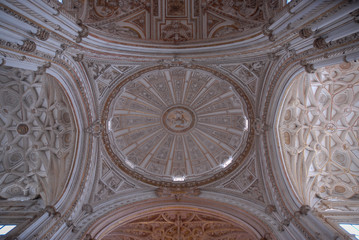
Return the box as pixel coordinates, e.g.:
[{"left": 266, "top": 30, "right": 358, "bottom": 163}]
[
  {"left": 261, "top": 55, "right": 353, "bottom": 210},
  {"left": 0, "top": 65, "right": 81, "bottom": 206},
  {"left": 275, "top": 61, "right": 359, "bottom": 206},
  {"left": 83, "top": 198, "right": 274, "bottom": 240},
  {"left": 263, "top": 58, "right": 359, "bottom": 216},
  {"left": 0, "top": 57, "right": 94, "bottom": 212}
]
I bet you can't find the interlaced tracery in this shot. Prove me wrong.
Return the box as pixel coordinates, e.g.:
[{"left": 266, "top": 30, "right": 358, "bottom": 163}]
[
  {"left": 0, "top": 67, "right": 77, "bottom": 204},
  {"left": 278, "top": 62, "right": 359, "bottom": 204},
  {"left": 102, "top": 210, "right": 255, "bottom": 240}
]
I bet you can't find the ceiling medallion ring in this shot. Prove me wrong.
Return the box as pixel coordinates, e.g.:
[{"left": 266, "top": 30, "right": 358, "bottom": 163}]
[
  {"left": 101, "top": 65, "right": 254, "bottom": 187},
  {"left": 162, "top": 105, "right": 196, "bottom": 134}
]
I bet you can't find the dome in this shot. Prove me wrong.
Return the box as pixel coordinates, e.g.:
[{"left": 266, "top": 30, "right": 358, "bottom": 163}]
[{"left": 102, "top": 66, "right": 253, "bottom": 186}]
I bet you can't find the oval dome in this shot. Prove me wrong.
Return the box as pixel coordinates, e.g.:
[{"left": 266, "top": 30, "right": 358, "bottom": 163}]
[{"left": 102, "top": 66, "right": 253, "bottom": 186}]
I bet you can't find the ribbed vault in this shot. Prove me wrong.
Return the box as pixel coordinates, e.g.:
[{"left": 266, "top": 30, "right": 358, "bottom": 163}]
[{"left": 277, "top": 61, "right": 359, "bottom": 205}]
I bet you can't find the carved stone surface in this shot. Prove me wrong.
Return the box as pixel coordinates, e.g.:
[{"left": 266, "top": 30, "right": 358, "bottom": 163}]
[
  {"left": 156, "top": 187, "right": 200, "bottom": 200},
  {"left": 101, "top": 210, "right": 256, "bottom": 240},
  {"left": 299, "top": 28, "right": 313, "bottom": 39},
  {"left": 19, "top": 40, "right": 36, "bottom": 52},
  {"left": 0, "top": 66, "right": 77, "bottom": 204},
  {"left": 84, "top": 62, "right": 136, "bottom": 98},
  {"left": 35, "top": 28, "right": 50, "bottom": 41},
  {"left": 218, "top": 61, "right": 267, "bottom": 95},
  {"left": 93, "top": 159, "right": 136, "bottom": 203},
  {"left": 104, "top": 67, "right": 252, "bottom": 185},
  {"left": 277, "top": 61, "right": 359, "bottom": 204},
  {"left": 221, "top": 157, "right": 265, "bottom": 203},
  {"left": 313, "top": 37, "right": 327, "bottom": 49}
]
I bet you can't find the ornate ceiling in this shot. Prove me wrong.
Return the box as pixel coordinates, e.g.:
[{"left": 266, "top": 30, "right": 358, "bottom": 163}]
[
  {"left": 0, "top": 0, "right": 359, "bottom": 240},
  {"left": 73, "top": 0, "right": 279, "bottom": 44},
  {"left": 0, "top": 67, "right": 77, "bottom": 205},
  {"left": 277, "top": 61, "right": 359, "bottom": 205},
  {"left": 103, "top": 67, "right": 252, "bottom": 186}
]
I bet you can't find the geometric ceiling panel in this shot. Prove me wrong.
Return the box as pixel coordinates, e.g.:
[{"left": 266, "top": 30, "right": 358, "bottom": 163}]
[
  {"left": 277, "top": 61, "right": 359, "bottom": 205},
  {"left": 102, "top": 67, "right": 253, "bottom": 187},
  {"left": 75, "top": 0, "right": 279, "bottom": 43},
  {"left": 0, "top": 67, "right": 77, "bottom": 205}
]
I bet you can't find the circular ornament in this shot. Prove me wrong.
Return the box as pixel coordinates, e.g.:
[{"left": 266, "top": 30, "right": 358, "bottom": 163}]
[{"left": 17, "top": 123, "right": 29, "bottom": 135}]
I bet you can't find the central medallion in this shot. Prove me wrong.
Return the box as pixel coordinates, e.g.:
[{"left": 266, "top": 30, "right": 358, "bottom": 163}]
[
  {"left": 162, "top": 106, "right": 196, "bottom": 133},
  {"left": 17, "top": 123, "right": 29, "bottom": 135},
  {"left": 103, "top": 67, "right": 253, "bottom": 187}
]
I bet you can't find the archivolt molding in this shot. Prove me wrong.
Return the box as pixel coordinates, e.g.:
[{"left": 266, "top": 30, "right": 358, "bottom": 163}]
[
  {"left": 260, "top": 44, "right": 359, "bottom": 240},
  {"left": 73, "top": 148, "right": 275, "bottom": 239},
  {"left": 73, "top": 191, "right": 157, "bottom": 239},
  {"left": 262, "top": 38, "right": 359, "bottom": 179},
  {"left": 0, "top": 62, "right": 99, "bottom": 240}
]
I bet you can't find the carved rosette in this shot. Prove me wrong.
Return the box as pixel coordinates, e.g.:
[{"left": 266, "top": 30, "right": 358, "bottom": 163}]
[
  {"left": 102, "top": 66, "right": 254, "bottom": 187},
  {"left": 313, "top": 37, "right": 327, "bottom": 49},
  {"left": 299, "top": 28, "right": 313, "bottom": 39}
]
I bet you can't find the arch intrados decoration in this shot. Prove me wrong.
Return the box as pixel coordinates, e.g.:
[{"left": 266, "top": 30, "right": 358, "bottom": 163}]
[
  {"left": 275, "top": 61, "right": 359, "bottom": 206},
  {"left": 84, "top": 198, "right": 271, "bottom": 240},
  {"left": 0, "top": 65, "right": 80, "bottom": 205}
]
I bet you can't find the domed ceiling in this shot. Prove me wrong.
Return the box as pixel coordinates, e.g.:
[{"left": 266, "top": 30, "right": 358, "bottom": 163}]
[
  {"left": 102, "top": 67, "right": 253, "bottom": 186},
  {"left": 73, "top": 0, "right": 279, "bottom": 46}
]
